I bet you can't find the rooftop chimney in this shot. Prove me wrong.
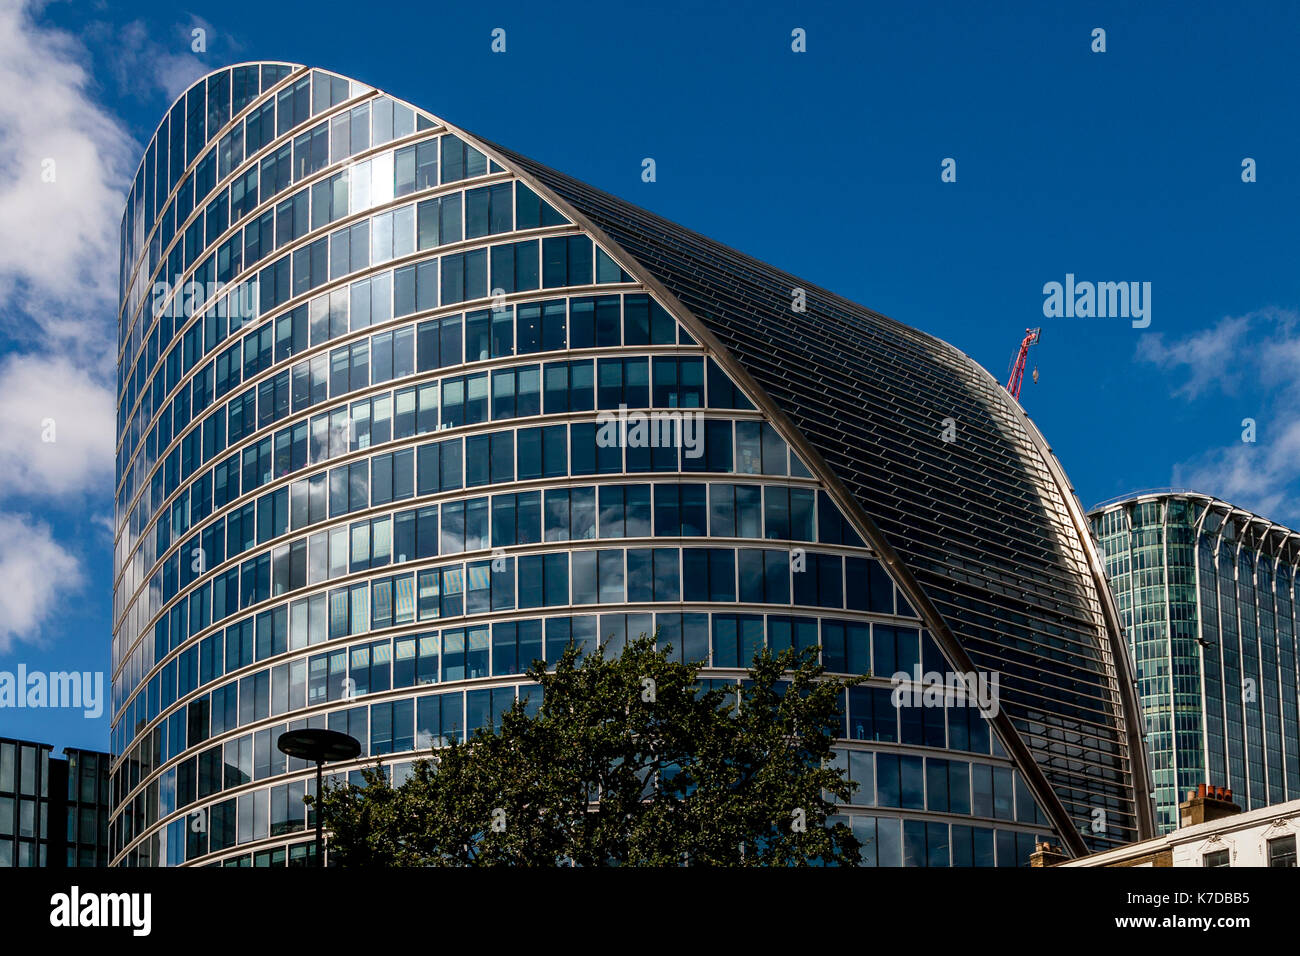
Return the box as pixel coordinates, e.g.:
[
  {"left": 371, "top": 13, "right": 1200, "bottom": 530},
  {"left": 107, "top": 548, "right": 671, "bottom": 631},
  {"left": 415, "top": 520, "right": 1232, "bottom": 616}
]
[
  {"left": 1029, "top": 840, "right": 1068, "bottom": 867},
  {"left": 1179, "top": 782, "right": 1240, "bottom": 828}
]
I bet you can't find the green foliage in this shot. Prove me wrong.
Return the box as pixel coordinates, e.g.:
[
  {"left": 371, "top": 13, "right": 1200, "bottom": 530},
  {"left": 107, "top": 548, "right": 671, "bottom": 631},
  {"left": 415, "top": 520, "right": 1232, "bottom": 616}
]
[{"left": 318, "top": 635, "right": 864, "bottom": 866}]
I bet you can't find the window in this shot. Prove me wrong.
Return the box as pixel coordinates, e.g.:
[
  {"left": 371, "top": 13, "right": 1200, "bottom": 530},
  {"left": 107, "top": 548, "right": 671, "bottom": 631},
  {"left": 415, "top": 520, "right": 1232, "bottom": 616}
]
[
  {"left": 465, "top": 183, "right": 513, "bottom": 238},
  {"left": 441, "top": 249, "right": 487, "bottom": 305},
  {"left": 706, "top": 357, "right": 753, "bottom": 410},
  {"left": 542, "top": 235, "right": 594, "bottom": 288},
  {"left": 440, "top": 134, "right": 487, "bottom": 184},
  {"left": 1267, "top": 835, "right": 1296, "bottom": 867},
  {"left": 654, "top": 484, "right": 707, "bottom": 537},
  {"left": 596, "top": 357, "right": 648, "bottom": 409},
  {"left": 395, "top": 141, "right": 438, "bottom": 197},
  {"left": 682, "top": 548, "right": 735, "bottom": 603},
  {"left": 514, "top": 181, "right": 566, "bottom": 228},
  {"left": 292, "top": 122, "right": 329, "bottom": 180},
  {"left": 543, "top": 359, "right": 593, "bottom": 413},
  {"left": 710, "top": 614, "right": 763, "bottom": 668},
  {"left": 568, "top": 295, "right": 620, "bottom": 349},
  {"left": 490, "top": 240, "right": 540, "bottom": 294},
  {"left": 652, "top": 357, "right": 704, "bottom": 408},
  {"left": 595, "top": 246, "right": 630, "bottom": 285},
  {"left": 276, "top": 76, "right": 311, "bottom": 136},
  {"left": 1202, "top": 848, "right": 1230, "bottom": 867}
]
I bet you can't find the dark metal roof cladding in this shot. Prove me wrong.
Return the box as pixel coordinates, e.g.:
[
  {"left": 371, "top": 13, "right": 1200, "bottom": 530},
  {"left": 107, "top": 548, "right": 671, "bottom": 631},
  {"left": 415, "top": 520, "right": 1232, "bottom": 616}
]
[{"left": 478, "top": 140, "right": 1154, "bottom": 852}]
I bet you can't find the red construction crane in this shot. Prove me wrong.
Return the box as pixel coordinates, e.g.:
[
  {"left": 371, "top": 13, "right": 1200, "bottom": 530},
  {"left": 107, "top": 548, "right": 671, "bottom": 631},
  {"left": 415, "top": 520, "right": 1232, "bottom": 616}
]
[{"left": 1005, "top": 327, "right": 1041, "bottom": 400}]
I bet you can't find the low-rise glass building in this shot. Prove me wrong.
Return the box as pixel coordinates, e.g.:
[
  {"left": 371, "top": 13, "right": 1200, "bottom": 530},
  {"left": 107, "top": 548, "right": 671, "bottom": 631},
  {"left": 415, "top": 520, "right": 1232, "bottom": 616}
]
[
  {"left": 110, "top": 62, "right": 1153, "bottom": 866},
  {"left": 0, "top": 739, "right": 111, "bottom": 867}
]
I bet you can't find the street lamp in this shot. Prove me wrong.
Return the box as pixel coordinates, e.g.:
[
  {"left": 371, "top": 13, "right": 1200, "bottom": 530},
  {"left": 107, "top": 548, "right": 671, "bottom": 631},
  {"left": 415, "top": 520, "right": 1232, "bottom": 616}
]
[{"left": 276, "top": 728, "right": 361, "bottom": 867}]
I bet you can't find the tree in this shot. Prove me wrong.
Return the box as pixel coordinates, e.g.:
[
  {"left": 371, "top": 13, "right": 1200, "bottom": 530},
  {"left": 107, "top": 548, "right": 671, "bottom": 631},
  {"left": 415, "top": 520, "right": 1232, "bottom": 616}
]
[{"left": 317, "top": 635, "right": 863, "bottom": 866}]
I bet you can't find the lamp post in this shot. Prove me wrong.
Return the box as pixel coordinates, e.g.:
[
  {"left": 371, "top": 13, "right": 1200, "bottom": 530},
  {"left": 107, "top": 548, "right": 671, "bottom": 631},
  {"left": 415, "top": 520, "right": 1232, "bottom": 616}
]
[{"left": 276, "top": 728, "right": 361, "bottom": 867}]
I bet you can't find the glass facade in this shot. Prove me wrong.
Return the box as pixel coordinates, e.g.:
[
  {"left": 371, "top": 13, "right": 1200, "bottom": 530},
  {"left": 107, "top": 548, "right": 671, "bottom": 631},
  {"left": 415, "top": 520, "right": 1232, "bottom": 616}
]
[
  {"left": 62, "top": 748, "right": 113, "bottom": 867},
  {"left": 0, "top": 739, "right": 111, "bottom": 867},
  {"left": 0, "top": 740, "right": 51, "bottom": 867},
  {"left": 1091, "top": 493, "right": 1300, "bottom": 832},
  {"left": 111, "top": 62, "right": 1149, "bottom": 866}
]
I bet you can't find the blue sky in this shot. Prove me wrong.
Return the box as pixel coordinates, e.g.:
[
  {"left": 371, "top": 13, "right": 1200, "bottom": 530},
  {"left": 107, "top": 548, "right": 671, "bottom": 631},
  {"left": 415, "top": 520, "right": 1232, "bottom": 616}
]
[{"left": 1, "top": 0, "right": 1296, "bottom": 754}]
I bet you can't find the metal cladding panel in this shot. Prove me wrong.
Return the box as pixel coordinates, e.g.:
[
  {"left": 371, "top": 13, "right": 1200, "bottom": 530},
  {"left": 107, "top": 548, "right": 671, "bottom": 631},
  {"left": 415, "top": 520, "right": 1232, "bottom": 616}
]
[{"left": 485, "top": 144, "right": 1149, "bottom": 848}]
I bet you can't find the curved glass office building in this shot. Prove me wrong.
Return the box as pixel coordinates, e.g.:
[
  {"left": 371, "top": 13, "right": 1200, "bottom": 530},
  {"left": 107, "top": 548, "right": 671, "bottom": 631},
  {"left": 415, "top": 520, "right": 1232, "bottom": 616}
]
[
  {"left": 1091, "top": 491, "right": 1300, "bottom": 832},
  {"left": 111, "top": 62, "right": 1153, "bottom": 866}
]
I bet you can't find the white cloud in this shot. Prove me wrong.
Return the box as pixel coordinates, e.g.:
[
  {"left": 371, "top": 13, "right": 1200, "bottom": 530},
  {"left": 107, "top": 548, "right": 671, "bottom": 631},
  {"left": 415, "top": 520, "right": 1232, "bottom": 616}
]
[
  {"left": 1139, "top": 308, "right": 1300, "bottom": 525},
  {"left": 93, "top": 17, "right": 213, "bottom": 104},
  {"left": 0, "top": 513, "right": 82, "bottom": 652},
  {"left": 0, "top": 1, "right": 128, "bottom": 505},
  {"left": 0, "top": 1, "right": 143, "bottom": 651},
  {"left": 0, "top": 351, "right": 115, "bottom": 499},
  {"left": 1137, "top": 308, "right": 1300, "bottom": 399},
  {"left": 1135, "top": 314, "right": 1254, "bottom": 400},
  {"left": 92, "top": 512, "right": 115, "bottom": 539},
  {"left": 1172, "top": 421, "right": 1300, "bottom": 525},
  {"left": 0, "top": 0, "right": 139, "bottom": 364},
  {"left": 0, "top": 4, "right": 244, "bottom": 653}
]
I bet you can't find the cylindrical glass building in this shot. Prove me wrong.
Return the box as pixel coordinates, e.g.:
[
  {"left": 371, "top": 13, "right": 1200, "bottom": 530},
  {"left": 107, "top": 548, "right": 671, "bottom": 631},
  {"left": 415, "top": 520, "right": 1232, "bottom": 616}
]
[
  {"left": 1091, "top": 491, "right": 1300, "bottom": 832},
  {"left": 111, "top": 63, "right": 1152, "bottom": 866}
]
